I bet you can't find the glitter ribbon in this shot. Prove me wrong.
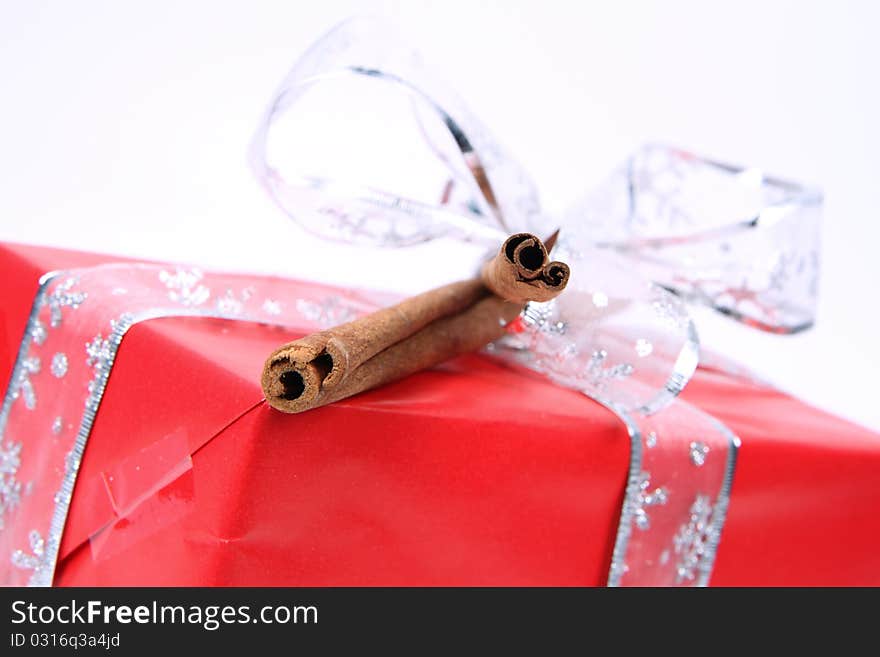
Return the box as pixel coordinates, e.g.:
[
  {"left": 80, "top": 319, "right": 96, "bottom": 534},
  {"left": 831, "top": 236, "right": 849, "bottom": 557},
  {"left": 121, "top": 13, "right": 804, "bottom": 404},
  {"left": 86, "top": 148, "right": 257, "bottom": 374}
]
[
  {"left": 0, "top": 18, "right": 819, "bottom": 586},
  {"left": 248, "top": 18, "right": 819, "bottom": 584}
]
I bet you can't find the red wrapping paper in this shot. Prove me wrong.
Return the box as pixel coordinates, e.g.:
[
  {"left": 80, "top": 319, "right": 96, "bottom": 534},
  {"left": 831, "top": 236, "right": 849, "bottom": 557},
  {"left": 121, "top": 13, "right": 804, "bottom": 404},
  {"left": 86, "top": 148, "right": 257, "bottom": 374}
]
[{"left": 1, "top": 242, "right": 878, "bottom": 585}]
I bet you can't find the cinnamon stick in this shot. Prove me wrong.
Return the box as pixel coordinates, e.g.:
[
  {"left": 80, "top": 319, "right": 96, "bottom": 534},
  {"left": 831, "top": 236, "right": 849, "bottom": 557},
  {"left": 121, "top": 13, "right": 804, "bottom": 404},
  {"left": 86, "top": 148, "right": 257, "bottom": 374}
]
[
  {"left": 297, "top": 294, "right": 521, "bottom": 411},
  {"left": 264, "top": 279, "right": 486, "bottom": 396},
  {"left": 480, "top": 233, "right": 570, "bottom": 304},
  {"left": 262, "top": 232, "right": 568, "bottom": 413}
]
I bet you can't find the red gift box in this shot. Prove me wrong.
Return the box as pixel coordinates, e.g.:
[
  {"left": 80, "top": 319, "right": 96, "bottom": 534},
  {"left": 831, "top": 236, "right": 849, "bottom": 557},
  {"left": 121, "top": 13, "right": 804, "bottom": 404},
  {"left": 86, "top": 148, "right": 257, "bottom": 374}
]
[{"left": 1, "top": 241, "right": 878, "bottom": 585}]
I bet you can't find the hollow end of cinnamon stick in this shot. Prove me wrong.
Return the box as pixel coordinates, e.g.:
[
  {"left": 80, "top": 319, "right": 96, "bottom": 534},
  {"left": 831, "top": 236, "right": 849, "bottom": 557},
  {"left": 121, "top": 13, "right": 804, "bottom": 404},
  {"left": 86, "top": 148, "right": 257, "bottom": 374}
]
[
  {"left": 542, "top": 261, "right": 570, "bottom": 288},
  {"left": 481, "top": 233, "right": 569, "bottom": 304},
  {"left": 262, "top": 347, "right": 334, "bottom": 413},
  {"left": 504, "top": 233, "right": 548, "bottom": 280}
]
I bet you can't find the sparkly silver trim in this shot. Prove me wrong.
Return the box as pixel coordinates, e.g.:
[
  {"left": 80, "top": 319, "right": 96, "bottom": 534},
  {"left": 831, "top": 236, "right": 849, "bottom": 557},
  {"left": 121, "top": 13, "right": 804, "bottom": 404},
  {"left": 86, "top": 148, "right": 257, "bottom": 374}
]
[
  {"left": 3, "top": 270, "right": 367, "bottom": 586},
  {"left": 639, "top": 300, "right": 700, "bottom": 416},
  {"left": 694, "top": 420, "right": 740, "bottom": 587},
  {"left": 30, "top": 320, "right": 47, "bottom": 347},
  {"left": 606, "top": 402, "right": 740, "bottom": 587},
  {"left": 606, "top": 403, "right": 640, "bottom": 586},
  {"left": 27, "top": 310, "right": 137, "bottom": 586},
  {"left": 0, "top": 282, "right": 52, "bottom": 541}
]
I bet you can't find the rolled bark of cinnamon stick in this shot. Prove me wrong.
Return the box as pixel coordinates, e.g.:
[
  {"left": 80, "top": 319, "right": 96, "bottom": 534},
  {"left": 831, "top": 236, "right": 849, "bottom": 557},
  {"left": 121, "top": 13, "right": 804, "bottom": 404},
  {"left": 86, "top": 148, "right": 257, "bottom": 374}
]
[
  {"left": 301, "top": 294, "right": 521, "bottom": 411},
  {"left": 264, "top": 279, "right": 486, "bottom": 395},
  {"left": 480, "top": 233, "right": 570, "bottom": 304},
  {"left": 262, "top": 232, "right": 568, "bottom": 414}
]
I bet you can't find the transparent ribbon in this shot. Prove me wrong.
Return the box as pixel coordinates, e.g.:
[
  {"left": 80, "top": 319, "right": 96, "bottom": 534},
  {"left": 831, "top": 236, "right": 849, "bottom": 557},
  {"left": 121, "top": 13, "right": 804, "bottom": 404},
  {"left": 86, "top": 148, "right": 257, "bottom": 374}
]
[
  {"left": 0, "top": 265, "right": 392, "bottom": 586},
  {"left": 248, "top": 18, "right": 820, "bottom": 584},
  {"left": 0, "top": 18, "right": 819, "bottom": 586},
  {"left": 250, "top": 18, "right": 821, "bottom": 413}
]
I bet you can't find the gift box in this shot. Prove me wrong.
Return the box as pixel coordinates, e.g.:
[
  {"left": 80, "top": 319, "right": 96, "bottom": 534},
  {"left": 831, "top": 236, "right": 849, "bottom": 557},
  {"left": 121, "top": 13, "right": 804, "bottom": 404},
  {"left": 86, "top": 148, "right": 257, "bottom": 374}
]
[
  {"left": 3, "top": 18, "right": 878, "bottom": 587},
  {"left": 1, "top": 241, "right": 878, "bottom": 586}
]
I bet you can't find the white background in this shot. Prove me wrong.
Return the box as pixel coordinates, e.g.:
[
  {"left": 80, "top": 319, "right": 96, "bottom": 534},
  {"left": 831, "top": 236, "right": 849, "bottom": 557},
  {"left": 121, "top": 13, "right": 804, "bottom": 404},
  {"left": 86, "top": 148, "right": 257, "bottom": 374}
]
[{"left": 1, "top": 1, "right": 878, "bottom": 430}]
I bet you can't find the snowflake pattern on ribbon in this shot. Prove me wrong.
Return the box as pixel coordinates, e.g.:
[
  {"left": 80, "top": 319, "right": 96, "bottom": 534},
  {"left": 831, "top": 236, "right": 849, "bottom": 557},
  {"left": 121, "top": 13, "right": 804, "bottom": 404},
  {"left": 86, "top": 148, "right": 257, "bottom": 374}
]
[
  {"left": 11, "top": 530, "right": 49, "bottom": 586},
  {"left": 46, "top": 278, "right": 87, "bottom": 328},
  {"left": 295, "top": 297, "right": 358, "bottom": 328},
  {"left": 631, "top": 471, "right": 669, "bottom": 531},
  {"left": 673, "top": 494, "right": 718, "bottom": 583},
  {"left": 9, "top": 357, "right": 40, "bottom": 411},
  {"left": 0, "top": 441, "right": 23, "bottom": 530},
  {"left": 159, "top": 268, "right": 210, "bottom": 306},
  {"left": 0, "top": 265, "right": 376, "bottom": 585}
]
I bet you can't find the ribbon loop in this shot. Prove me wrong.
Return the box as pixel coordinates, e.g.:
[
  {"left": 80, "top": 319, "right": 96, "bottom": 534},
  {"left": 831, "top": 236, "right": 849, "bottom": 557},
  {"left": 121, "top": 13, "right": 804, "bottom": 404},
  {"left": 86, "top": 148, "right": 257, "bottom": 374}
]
[
  {"left": 564, "top": 144, "right": 822, "bottom": 333},
  {"left": 0, "top": 18, "right": 819, "bottom": 588},
  {"left": 251, "top": 17, "right": 711, "bottom": 415},
  {"left": 250, "top": 17, "right": 540, "bottom": 248}
]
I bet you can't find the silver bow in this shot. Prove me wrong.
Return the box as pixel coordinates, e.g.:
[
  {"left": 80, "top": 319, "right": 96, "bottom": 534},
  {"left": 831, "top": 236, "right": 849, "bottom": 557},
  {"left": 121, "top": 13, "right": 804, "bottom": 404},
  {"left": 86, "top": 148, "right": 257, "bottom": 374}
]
[
  {"left": 0, "top": 18, "right": 820, "bottom": 588},
  {"left": 251, "top": 18, "right": 820, "bottom": 414},
  {"left": 249, "top": 18, "right": 821, "bottom": 585}
]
